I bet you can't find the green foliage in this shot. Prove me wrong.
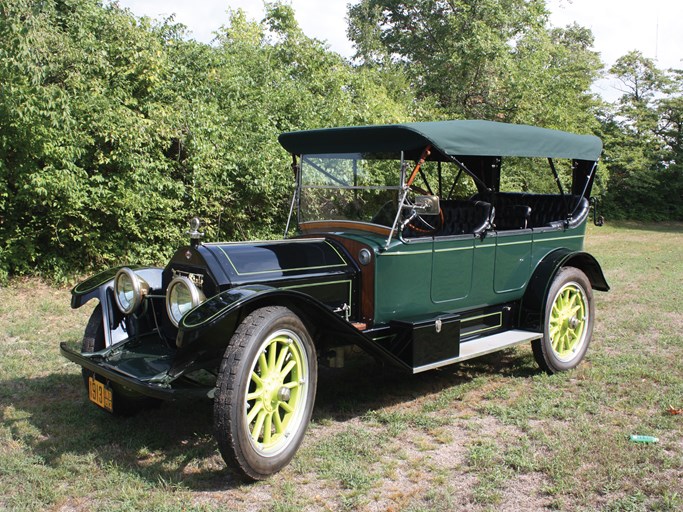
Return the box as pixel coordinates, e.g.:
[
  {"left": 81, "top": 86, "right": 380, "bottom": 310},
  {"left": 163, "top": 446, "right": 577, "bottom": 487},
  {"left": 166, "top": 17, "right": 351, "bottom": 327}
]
[
  {"left": 0, "top": 0, "right": 412, "bottom": 279},
  {"left": 0, "top": 0, "right": 187, "bottom": 278},
  {"left": 601, "top": 52, "right": 683, "bottom": 220},
  {"left": 349, "top": 0, "right": 549, "bottom": 118},
  {"left": 347, "top": 0, "right": 601, "bottom": 129}
]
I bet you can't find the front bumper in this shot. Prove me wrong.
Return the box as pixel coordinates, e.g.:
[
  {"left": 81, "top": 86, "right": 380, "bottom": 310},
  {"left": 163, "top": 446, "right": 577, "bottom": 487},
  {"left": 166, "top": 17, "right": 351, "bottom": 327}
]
[{"left": 60, "top": 342, "right": 188, "bottom": 400}]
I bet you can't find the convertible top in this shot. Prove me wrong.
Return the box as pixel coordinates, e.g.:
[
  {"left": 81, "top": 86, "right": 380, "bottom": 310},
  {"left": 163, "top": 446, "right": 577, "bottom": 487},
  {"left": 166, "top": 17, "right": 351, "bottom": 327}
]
[{"left": 278, "top": 120, "right": 602, "bottom": 162}]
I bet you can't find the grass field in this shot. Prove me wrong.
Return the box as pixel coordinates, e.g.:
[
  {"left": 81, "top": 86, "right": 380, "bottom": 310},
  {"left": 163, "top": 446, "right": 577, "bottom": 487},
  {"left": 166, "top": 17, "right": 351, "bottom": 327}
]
[{"left": 1, "top": 222, "right": 682, "bottom": 511}]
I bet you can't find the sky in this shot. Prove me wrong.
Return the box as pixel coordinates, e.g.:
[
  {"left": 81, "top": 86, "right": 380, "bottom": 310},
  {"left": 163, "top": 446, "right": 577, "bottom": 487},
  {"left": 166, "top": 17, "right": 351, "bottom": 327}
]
[{"left": 116, "top": 0, "right": 682, "bottom": 101}]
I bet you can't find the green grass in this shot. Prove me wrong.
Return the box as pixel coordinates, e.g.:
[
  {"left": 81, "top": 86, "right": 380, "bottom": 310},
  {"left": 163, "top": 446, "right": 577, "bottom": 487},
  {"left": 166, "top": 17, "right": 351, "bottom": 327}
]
[{"left": 1, "top": 222, "right": 682, "bottom": 511}]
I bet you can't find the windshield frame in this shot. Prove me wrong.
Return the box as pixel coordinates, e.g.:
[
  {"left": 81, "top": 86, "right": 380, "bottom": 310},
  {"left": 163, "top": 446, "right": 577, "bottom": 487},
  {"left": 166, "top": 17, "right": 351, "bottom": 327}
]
[{"left": 287, "top": 152, "right": 408, "bottom": 239}]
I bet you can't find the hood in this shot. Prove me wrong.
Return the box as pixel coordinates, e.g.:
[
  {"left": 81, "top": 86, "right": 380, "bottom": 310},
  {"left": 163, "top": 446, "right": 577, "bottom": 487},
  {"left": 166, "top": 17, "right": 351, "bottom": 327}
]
[{"left": 164, "top": 238, "right": 356, "bottom": 294}]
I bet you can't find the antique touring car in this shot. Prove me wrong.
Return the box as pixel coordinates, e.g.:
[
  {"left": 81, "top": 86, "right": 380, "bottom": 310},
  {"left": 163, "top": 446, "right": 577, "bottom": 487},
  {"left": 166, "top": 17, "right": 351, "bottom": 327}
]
[{"left": 62, "top": 120, "right": 609, "bottom": 479}]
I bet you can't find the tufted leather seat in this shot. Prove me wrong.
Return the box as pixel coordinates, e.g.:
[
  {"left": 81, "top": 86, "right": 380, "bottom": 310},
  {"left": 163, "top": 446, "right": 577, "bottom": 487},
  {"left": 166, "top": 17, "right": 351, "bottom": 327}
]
[
  {"left": 494, "top": 204, "right": 532, "bottom": 230},
  {"left": 437, "top": 200, "right": 493, "bottom": 237},
  {"left": 472, "top": 192, "right": 589, "bottom": 230}
]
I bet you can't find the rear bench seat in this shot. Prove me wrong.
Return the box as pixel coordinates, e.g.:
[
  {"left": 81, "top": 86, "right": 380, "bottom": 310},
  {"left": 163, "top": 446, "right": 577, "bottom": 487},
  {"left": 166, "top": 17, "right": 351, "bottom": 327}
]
[{"left": 471, "top": 192, "right": 589, "bottom": 230}]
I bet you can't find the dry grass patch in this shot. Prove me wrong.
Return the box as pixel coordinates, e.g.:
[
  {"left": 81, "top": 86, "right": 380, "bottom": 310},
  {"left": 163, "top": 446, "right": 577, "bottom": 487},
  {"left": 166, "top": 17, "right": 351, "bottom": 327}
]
[{"left": 1, "top": 222, "right": 682, "bottom": 511}]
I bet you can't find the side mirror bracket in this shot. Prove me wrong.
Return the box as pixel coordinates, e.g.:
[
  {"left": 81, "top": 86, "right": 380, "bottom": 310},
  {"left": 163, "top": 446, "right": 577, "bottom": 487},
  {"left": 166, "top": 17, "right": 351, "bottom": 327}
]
[{"left": 403, "top": 195, "right": 440, "bottom": 216}]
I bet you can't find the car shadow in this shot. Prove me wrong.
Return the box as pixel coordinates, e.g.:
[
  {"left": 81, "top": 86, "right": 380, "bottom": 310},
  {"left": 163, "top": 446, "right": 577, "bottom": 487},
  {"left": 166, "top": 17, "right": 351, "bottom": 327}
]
[
  {"left": 2, "top": 348, "right": 538, "bottom": 491},
  {"left": 1, "top": 372, "right": 234, "bottom": 490},
  {"left": 313, "top": 347, "right": 538, "bottom": 422}
]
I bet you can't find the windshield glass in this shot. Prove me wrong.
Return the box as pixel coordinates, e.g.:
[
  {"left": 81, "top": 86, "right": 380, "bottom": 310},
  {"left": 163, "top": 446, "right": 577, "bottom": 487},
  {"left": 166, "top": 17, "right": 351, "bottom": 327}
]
[{"left": 299, "top": 153, "right": 402, "bottom": 227}]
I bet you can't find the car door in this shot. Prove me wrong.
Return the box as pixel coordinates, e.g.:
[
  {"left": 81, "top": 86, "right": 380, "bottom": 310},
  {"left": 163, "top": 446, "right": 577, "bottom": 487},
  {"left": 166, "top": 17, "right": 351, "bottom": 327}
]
[
  {"left": 493, "top": 229, "right": 533, "bottom": 293},
  {"left": 430, "top": 234, "right": 475, "bottom": 303}
]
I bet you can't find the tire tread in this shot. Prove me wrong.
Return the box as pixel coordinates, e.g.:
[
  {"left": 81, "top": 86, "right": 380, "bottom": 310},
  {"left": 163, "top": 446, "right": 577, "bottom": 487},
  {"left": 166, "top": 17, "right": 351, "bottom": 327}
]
[{"left": 214, "top": 306, "right": 316, "bottom": 480}]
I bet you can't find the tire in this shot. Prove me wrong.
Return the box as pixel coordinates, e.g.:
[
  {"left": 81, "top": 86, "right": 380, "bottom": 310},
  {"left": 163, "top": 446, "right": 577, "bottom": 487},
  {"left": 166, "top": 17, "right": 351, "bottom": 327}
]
[
  {"left": 80, "top": 305, "right": 161, "bottom": 416},
  {"left": 532, "top": 266, "right": 595, "bottom": 374},
  {"left": 213, "top": 306, "right": 318, "bottom": 480}
]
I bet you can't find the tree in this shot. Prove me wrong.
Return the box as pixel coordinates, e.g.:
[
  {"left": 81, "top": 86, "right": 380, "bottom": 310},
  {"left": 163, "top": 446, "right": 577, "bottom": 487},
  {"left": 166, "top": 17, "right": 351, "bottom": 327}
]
[
  {"left": 165, "top": 3, "right": 415, "bottom": 242},
  {"left": 654, "top": 72, "right": 683, "bottom": 218},
  {"left": 0, "top": 0, "right": 417, "bottom": 279},
  {"left": 601, "top": 52, "right": 683, "bottom": 219},
  {"left": 347, "top": 0, "right": 602, "bottom": 130},
  {"left": 0, "top": 0, "right": 188, "bottom": 278},
  {"left": 611, "top": 50, "right": 670, "bottom": 136}
]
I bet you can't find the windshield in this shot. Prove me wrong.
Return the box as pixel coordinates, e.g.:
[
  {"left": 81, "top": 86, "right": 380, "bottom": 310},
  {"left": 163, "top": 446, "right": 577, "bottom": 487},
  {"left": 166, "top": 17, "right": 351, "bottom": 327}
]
[{"left": 298, "top": 153, "right": 402, "bottom": 227}]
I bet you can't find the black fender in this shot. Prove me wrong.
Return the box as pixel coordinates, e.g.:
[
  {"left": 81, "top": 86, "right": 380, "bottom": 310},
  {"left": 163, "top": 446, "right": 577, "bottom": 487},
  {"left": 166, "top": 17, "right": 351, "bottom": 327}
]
[
  {"left": 519, "top": 249, "right": 609, "bottom": 331},
  {"left": 171, "top": 285, "right": 410, "bottom": 377},
  {"left": 70, "top": 266, "right": 163, "bottom": 347}
]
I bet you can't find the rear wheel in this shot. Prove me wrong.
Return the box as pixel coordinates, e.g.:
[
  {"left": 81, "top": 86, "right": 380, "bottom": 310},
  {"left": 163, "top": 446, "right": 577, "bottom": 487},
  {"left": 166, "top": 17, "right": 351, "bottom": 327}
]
[
  {"left": 213, "top": 306, "right": 317, "bottom": 480},
  {"left": 80, "top": 305, "right": 161, "bottom": 415},
  {"left": 532, "top": 267, "right": 594, "bottom": 373}
]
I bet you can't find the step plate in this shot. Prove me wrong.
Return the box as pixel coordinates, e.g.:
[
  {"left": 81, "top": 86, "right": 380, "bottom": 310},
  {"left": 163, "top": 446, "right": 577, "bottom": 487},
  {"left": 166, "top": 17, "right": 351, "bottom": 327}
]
[{"left": 412, "top": 329, "right": 542, "bottom": 374}]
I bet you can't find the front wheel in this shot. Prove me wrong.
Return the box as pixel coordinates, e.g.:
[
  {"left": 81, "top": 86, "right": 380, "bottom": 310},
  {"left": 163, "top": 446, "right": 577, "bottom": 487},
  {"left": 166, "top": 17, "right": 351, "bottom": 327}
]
[
  {"left": 213, "top": 306, "right": 317, "bottom": 480},
  {"left": 532, "top": 267, "right": 595, "bottom": 373}
]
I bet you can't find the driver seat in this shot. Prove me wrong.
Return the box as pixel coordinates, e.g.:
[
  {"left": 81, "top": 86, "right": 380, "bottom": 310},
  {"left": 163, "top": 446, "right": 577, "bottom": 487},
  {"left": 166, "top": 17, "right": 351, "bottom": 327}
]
[{"left": 438, "top": 200, "right": 493, "bottom": 237}]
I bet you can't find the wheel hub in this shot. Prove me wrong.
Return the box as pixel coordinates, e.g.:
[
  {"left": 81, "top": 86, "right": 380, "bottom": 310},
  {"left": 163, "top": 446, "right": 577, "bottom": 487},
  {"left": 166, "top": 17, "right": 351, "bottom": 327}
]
[
  {"left": 568, "top": 316, "right": 579, "bottom": 329},
  {"left": 261, "top": 376, "right": 285, "bottom": 413},
  {"left": 277, "top": 386, "right": 291, "bottom": 402}
]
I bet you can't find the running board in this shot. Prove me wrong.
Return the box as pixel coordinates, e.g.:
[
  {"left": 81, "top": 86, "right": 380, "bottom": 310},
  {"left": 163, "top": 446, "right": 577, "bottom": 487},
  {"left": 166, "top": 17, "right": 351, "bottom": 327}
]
[{"left": 412, "top": 329, "right": 542, "bottom": 374}]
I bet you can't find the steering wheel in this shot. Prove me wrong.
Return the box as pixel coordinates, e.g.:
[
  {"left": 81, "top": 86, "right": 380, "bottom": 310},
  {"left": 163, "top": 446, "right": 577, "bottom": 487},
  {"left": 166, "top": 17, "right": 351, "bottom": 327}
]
[
  {"left": 404, "top": 186, "right": 443, "bottom": 235},
  {"left": 407, "top": 208, "right": 444, "bottom": 235}
]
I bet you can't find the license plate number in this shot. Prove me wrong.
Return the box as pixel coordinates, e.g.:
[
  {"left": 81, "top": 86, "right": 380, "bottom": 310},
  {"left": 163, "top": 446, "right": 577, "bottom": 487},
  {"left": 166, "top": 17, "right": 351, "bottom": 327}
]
[{"left": 88, "top": 376, "right": 113, "bottom": 412}]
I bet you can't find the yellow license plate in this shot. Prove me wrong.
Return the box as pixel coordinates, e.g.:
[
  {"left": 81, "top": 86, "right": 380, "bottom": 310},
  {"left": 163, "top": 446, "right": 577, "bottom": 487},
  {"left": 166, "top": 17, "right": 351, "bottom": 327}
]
[{"left": 88, "top": 376, "right": 113, "bottom": 412}]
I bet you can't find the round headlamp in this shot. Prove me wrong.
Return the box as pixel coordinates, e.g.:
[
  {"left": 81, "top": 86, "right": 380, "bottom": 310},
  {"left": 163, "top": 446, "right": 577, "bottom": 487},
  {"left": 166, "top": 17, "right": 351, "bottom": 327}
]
[
  {"left": 166, "top": 276, "right": 205, "bottom": 327},
  {"left": 114, "top": 267, "right": 149, "bottom": 314}
]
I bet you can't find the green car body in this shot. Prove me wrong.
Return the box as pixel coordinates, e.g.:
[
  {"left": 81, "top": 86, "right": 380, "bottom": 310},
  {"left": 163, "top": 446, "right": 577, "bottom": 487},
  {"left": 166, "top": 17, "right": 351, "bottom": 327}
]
[{"left": 62, "top": 120, "right": 609, "bottom": 479}]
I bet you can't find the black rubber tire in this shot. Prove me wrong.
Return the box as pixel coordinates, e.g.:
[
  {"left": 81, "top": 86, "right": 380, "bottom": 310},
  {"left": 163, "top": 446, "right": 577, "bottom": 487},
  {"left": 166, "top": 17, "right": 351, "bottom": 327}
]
[
  {"left": 532, "top": 266, "right": 595, "bottom": 374},
  {"left": 213, "top": 306, "right": 318, "bottom": 480},
  {"left": 80, "top": 305, "right": 161, "bottom": 416}
]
